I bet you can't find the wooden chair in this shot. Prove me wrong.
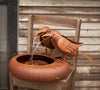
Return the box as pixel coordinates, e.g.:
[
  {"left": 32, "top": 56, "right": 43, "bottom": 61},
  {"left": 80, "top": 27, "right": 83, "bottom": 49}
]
[{"left": 9, "top": 15, "right": 81, "bottom": 90}]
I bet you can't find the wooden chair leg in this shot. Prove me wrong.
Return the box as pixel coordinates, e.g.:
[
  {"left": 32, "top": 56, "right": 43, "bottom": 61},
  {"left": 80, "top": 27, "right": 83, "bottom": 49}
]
[
  {"left": 9, "top": 72, "right": 18, "bottom": 90},
  {"left": 9, "top": 72, "right": 13, "bottom": 90},
  {"left": 71, "top": 75, "right": 76, "bottom": 90}
]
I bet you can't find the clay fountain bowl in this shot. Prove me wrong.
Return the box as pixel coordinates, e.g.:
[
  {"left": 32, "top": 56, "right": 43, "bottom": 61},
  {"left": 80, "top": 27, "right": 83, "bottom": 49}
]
[{"left": 9, "top": 53, "right": 70, "bottom": 82}]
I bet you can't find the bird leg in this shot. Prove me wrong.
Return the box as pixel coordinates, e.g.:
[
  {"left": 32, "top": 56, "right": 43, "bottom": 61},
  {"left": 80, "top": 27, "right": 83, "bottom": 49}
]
[
  {"left": 63, "top": 55, "right": 67, "bottom": 62},
  {"left": 50, "top": 49, "right": 53, "bottom": 55},
  {"left": 45, "top": 47, "right": 48, "bottom": 54}
]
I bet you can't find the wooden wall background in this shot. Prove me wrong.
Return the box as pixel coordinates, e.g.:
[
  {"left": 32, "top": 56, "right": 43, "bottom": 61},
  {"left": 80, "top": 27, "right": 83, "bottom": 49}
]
[{"left": 18, "top": 0, "right": 100, "bottom": 90}]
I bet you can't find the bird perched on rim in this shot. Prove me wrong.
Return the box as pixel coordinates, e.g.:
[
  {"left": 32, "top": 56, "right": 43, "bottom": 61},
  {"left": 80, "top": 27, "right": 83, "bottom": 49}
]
[
  {"left": 42, "top": 30, "right": 94, "bottom": 63},
  {"left": 36, "top": 26, "right": 82, "bottom": 52}
]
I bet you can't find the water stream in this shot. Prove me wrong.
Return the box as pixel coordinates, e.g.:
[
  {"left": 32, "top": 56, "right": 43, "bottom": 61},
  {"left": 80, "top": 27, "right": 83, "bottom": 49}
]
[
  {"left": 30, "top": 42, "right": 41, "bottom": 61},
  {"left": 29, "top": 37, "right": 38, "bottom": 61},
  {"left": 29, "top": 36, "right": 51, "bottom": 65}
]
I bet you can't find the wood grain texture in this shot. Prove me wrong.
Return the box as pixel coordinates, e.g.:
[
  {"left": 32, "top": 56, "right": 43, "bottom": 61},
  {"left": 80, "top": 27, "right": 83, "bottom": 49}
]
[
  {"left": 9, "top": 72, "right": 14, "bottom": 90},
  {"left": 19, "top": 0, "right": 100, "bottom": 7},
  {"left": 75, "top": 88, "right": 100, "bottom": 90},
  {"left": 19, "top": 15, "right": 100, "bottom": 22},
  {"left": 19, "top": 21, "right": 100, "bottom": 30},
  {"left": 18, "top": 37, "right": 100, "bottom": 45},
  {"left": 19, "top": 7, "right": 100, "bottom": 15},
  {"left": 0, "top": 52, "right": 7, "bottom": 62},
  {"left": 75, "top": 81, "right": 100, "bottom": 87},
  {"left": 76, "top": 74, "right": 100, "bottom": 81},
  {"left": 27, "top": 15, "right": 33, "bottom": 53},
  {"left": 32, "top": 15, "right": 77, "bottom": 28},
  {"left": 18, "top": 44, "right": 100, "bottom": 52},
  {"left": 18, "top": 29, "right": 100, "bottom": 38},
  {"left": 77, "top": 67, "right": 100, "bottom": 74}
]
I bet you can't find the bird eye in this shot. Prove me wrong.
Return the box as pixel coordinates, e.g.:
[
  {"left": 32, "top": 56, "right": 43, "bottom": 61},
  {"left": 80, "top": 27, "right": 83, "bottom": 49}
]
[
  {"left": 46, "top": 30, "right": 48, "bottom": 32},
  {"left": 53, "top": 34, "right": 55, "bottom": 36}
]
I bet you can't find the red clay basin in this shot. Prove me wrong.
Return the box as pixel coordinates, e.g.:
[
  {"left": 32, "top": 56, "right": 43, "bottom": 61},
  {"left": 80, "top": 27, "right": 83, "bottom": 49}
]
[{"left": 9, "top": 53, "right": 70, "bottom": 82}]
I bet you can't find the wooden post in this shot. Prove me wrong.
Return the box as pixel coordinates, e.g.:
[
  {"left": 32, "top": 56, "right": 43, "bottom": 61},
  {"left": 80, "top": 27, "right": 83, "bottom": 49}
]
[
  {"left": 9, "top": 72, "right": 18, "bottom": 90},
  {"left": 27, "top": 15, "right": 34, "bottom": 90},
  {"left": 27, "top": 15, "right": 34, "bottom": 53},
  {"left": 72, "top": 19, "right": 81, "bottom": 90},
  {"left": 73, "top": 19, "right": 81, "bottom": 67},
  {"left": 9, "top": 72, "right": 13, "bottom": 90},
  {"left": 7, "top": 0, "right": 18, "bottom": 89}
]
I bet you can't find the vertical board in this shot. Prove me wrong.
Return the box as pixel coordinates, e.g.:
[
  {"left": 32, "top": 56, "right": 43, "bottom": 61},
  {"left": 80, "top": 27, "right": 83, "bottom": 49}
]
[
  {"left": 0, "top": 0, "right": 18, "bottom": 90},
  {"left": 0, "top": 5, "right": 8, "bottom": 89},
  {"left": 7, "top": 0, "right": 18, "bottom": 90}
]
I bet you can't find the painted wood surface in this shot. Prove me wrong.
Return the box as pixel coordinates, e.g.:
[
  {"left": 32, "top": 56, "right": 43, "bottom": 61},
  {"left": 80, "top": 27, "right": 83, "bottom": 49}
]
[
  {"left": 18, "top": 0, "right": 100, "bottom": 90},
  {"left": 0, "top": 5, "right": 8, "bottom": 90}
]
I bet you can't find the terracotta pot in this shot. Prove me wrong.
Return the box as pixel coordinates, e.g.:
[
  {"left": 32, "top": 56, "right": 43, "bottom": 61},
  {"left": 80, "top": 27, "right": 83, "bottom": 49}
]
[{"left": 9, "top": 53, "right": 70, "bottom": 82}]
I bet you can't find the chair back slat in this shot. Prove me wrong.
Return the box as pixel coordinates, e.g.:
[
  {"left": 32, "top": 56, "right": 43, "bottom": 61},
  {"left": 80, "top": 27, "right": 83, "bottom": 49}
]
[{"left": 33, "top": 15, "right": 77, "bottom": 28}]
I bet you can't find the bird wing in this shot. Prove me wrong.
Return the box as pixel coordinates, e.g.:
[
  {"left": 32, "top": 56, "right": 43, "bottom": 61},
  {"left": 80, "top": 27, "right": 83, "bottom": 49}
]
[
  {"left": 62, "top": 35, "right": 82, "bottom": 44},
  {"left": 57, "top": 38, "right": 72, "bottom": 53},
  {"left": 58, "top": 37, "right": 82, "bottom": 54}
]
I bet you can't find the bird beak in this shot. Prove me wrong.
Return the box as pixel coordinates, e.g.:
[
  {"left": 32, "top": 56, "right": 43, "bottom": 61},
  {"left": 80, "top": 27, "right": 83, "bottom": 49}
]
[
  {"left": 42, "top": 33, "right": 52, "bottom": 37},
  {"left": 35, "top": 30, "right": 45, "bottom": 37},
  {"left": 35, "top": 26, "right": 50, "bottom": 37}
]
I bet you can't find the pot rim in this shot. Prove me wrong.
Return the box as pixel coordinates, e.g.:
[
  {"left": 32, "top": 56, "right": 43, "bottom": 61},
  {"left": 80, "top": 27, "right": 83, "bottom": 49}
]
[{"left": 11, "top": 53, "right": 58, "bottom": 67}]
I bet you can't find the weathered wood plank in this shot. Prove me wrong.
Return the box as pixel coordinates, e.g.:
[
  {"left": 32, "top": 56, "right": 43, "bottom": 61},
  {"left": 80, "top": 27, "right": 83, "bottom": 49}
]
[
  {"left": 79, "top": 45, "right": 100, "bottom": 52},
  {"left": 18, "top": 29, "right": 100, "bottom": 38},
  {"left": 18, "top": 44, "right": 100, "bottom": 52},
  {"left": 19, "top": 15, "right": 100, "bottom": 22},
  {"left": 18, "top": 87, "right": 29, "bottom": 90},
  {"left": 78, "top": 54, "right": 100, "bottom": 59},
  {"left": 75, "top": 81, "right": 100, "bottom": 87},
  {"left": 18, "top": 51, "right": 27, "bottom": 54},
  {"left": 0, "top": 87, "right": 8, "bottom": 90},
  {"left": 0, "top": 52, "right": 7, "bottom": 62},
  {"left": 0, "top": 6, "right": 7, "bottom": 52},
  {"left": 27, "top": 15, "right": 33, "bottom": 53},
  {"left": 0, "top": 62, "right": 8, "bottom": 87},
  {"left": 76, "top": 74, "right": 100, "bottom": 81},
  {"left": 67, "top": 59, "right": 100, "bottom": 66},
  {"left": 77, "top": 67, "right": 100, "bottom": 74},
  {"left": 19, "top": 7, "right": 100, "bottom": 15},
  {"left": 18, "top": 37, "right": 100, "bottom": 45},
  {"left": 19, "top": 21, "right": 100, "bottom": 29},
  {"left": 32, "top": 15, "right": 77, "bottom": 28},
  {"left": 76, "top": 60, "right": 100, "bottom": 66},
  {"left": 75, "top": 88, "right": 100, "bottom": 90},
  {"left": 19, "top": 0, "right": 100, "bottom": 7}
]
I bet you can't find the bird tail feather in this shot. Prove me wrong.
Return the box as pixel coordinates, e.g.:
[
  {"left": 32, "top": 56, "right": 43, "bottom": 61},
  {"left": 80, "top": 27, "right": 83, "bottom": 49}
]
[{"left": 77, "top": 50, "right": 94, "bottom": 63}]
